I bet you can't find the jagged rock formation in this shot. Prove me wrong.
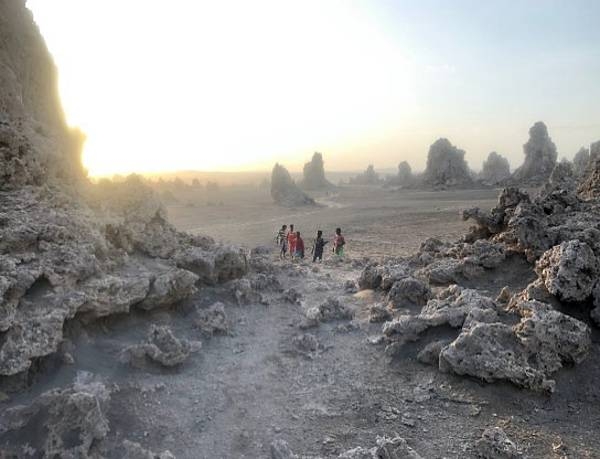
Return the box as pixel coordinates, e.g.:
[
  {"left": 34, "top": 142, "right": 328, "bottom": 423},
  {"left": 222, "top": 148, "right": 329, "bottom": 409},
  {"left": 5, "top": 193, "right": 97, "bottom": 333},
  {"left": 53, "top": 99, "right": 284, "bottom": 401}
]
[
  {"left": 480, "top": 151, "right": 510, "bottom": 185},
  {"left": 0, "top": 376, "right": 111, "bottom": 457},
  {"left": 422, "top": 138, "right": 472, "bottom": 188},
  {"left": 270, "top": 163, "right": 315, "bottom": 206},
  {"left": 511, "top": 121, "right": 557, "bottom": 185},
  {"left": 361, "top": 162, "right": 600, "bottom": 392},
  {"left": 577, "top": 140, "right": 600, "bottom": 199},
  {"left": 0, "top": 1, "right": 85, "bottom": 190},
  {"left": 349, "top": 165, "right": 381, "bottom": 185},
  {"left": 301, "top": 152, "right": 333, "bottom": 190},
  {"left": 0, "top": 0, "right": 247, "bottom": 379},
  {"left": 573, "top": 146, "right": 590, "bottom": 177}
]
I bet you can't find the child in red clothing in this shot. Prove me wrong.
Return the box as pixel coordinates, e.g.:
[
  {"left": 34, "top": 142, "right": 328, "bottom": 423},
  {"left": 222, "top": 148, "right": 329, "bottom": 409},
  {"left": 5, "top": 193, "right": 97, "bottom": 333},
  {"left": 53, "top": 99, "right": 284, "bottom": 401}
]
[
  {"left": 287, "top": 224, "right": 297, "bottom": 259},
  {"left": 294, "top": 231, "right": 305, "bottom": 259}
]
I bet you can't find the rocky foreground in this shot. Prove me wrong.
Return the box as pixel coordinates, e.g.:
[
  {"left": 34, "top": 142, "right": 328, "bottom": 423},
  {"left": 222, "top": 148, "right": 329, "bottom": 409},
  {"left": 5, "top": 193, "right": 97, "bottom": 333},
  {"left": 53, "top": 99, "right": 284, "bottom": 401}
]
[
  {"left": 361, "top": 158, "right": 600, "bottom": 393},
  {"left": 2, "top": 0, "right": 600, "bottom": 457}
]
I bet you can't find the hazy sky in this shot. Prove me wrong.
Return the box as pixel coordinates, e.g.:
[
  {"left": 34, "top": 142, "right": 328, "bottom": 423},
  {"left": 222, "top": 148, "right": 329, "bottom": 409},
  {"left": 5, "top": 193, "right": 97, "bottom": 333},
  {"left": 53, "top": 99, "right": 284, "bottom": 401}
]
[{"left": 27, "top": 0, "right": 600, "bottom": 176}]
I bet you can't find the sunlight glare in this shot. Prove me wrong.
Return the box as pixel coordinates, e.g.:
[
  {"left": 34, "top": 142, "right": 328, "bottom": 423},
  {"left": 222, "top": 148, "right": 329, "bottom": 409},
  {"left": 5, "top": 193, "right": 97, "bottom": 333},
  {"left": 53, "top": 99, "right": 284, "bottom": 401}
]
[{"left": 26, "top": 0, "right": 415, "bottom": 175}]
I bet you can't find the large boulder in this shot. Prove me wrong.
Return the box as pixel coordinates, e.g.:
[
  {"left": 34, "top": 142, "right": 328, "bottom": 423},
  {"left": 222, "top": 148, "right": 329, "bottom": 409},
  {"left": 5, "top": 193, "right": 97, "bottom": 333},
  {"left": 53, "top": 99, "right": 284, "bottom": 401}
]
[
  {"left": 535, "top": 240, "right": 599, "bottom": 302},
  {"left": 301, "top": 152, "right": 334, "bottom": 190},
  {"left": 480, "top": 151, "right": 510, "bottom": 185},
  {"left": 439, "top": 301, "right": 591, "bottom": 392},
  {"left": 270, "top": 163, "right": 315, "bottom": 206},
  {"left": 511, "top": 121, "right": 557, "bottom": 185},
  {"left": 383, "top": 286, "right": 497, "bottom": 349},
  {"left": 422, "top": 138, "right": 472, "bottom": 188}
]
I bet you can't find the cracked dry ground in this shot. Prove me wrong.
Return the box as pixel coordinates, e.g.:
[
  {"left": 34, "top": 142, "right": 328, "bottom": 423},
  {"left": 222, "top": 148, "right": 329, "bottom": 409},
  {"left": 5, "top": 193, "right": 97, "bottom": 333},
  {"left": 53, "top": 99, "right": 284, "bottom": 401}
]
[{"left": 4, "top": 252, "right": 599, "bottom": 458}]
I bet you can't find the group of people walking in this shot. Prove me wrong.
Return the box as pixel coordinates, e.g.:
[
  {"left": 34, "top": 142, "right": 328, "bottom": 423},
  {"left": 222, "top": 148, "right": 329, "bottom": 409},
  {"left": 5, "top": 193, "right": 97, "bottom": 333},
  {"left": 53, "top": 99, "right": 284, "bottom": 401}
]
[{"left": 275, "top": 225, "right": 346, "bottom": 262}]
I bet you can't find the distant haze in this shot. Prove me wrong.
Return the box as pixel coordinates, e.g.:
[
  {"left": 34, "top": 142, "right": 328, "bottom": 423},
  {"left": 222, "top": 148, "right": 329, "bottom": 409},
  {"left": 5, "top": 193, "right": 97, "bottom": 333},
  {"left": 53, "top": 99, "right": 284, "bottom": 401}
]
[{"left": 27, "top": 0, "right": 600, "bottom": 176}]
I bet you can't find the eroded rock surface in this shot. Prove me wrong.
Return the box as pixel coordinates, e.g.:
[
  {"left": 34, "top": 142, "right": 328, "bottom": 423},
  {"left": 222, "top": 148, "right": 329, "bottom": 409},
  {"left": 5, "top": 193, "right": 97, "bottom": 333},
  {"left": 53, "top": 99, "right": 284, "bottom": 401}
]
[
  {"left": 480, "top": 152, "right": 510, "bottom": 186},
  {"left": 0, "top": 378, "right": 110, "bottom": 458},
  {"left": 573, "top": 146, "right": 590, "bottom": 177},
  {"left": 120, "top": 325, "right": 201, "bottom": 368},
  {"left": 271, "top": 163, "right": 315, "bottom": 206},
  {"left": 439, "top": 300, "right": 590, "bottom": 392},
  {"left": 0, "top": 3, "right": 249, "bottom": 378},
  {"left": 423, "top": 138, "right": 472, "bottom": 188},
  {"left": 301, "top": 152, "right": 334, "bottom": 190},
  {"left": 535, "top": 240, "right": 599, "bottom": 302},
  {"left": 511, "top": 121, "right": 557, "bottom": 185},
  {"left": 474, "top": 427, "right": 522, "bottom": 459},
  {"left": 122, "top": 440, "right": 176, "bottom": 459},
  {"left": 578, "top": 140, "right": 600, "bottom": 200}
]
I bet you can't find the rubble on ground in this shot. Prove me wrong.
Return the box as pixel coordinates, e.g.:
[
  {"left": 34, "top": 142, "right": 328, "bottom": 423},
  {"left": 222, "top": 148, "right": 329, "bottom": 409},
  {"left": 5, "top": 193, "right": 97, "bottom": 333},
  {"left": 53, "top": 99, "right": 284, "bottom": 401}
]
[
  {"left": 120, "top": 325, "right": 201, "bottom": 368},
  {"left": 122, "top": 440, "right": 176, "bottom": 459},
  {"left": 361, "top": 156, "right": 600, "bottom": 391},
  {"left": 368, "top": 304, "right": 392, "bottom": 323},
  {"left": 193, "top": 302, "right": 229, "bottom": 335},
  {"left": 270, "top": 436, "right": 422, "bottom": 459},
  {"left": 0, "top": 377, "right": 111, "bottom": 458},
  {"left": 303, "top": 297, "right": 353, "bottom": 327},
  {"left": 292, "top": 333, "right": 321, "bottom": 356},
  {"left": 474, "top": 427, "right": 522, "bottom": 459}
]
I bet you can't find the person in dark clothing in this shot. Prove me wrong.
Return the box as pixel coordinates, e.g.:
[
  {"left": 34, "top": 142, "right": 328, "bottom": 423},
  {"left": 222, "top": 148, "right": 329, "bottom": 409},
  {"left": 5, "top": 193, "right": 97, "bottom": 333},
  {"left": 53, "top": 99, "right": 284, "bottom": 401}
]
[{"left": 312, "top": 229, "right": 328, "bottom": 262}]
